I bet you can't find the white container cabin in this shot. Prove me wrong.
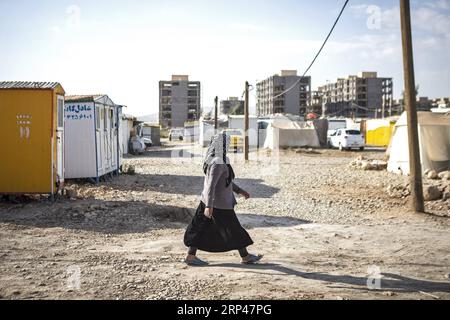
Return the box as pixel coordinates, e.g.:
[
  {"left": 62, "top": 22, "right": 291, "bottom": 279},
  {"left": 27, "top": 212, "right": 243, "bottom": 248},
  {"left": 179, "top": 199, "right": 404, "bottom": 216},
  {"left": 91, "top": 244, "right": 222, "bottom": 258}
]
[{"left": 64, "top": 95, "right": 122, "bottom": 182}]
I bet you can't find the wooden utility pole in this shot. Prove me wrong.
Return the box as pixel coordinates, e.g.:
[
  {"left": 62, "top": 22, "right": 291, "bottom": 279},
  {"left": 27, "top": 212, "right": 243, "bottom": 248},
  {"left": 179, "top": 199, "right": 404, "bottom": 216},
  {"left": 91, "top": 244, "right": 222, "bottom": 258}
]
[
  {"left": 400, "top": 0, "right": 425, "bottom": 213},
  {"left": 214, "top": 96, "right": 218, "bottom": 131},
  {"left": 244, "top": 82, "right": 250, "bottom": 162}
]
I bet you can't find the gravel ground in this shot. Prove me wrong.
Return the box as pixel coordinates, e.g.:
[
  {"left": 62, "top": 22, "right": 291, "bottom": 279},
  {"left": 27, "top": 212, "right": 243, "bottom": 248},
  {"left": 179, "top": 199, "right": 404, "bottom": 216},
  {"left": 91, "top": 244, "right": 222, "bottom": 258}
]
[{"left": 0, "top": 141, "right": 449, "bottom": 300}]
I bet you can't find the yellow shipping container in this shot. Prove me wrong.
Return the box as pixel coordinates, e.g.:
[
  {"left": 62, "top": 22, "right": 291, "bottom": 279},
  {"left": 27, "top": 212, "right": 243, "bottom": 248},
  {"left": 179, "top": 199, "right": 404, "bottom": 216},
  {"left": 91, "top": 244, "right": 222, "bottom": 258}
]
[{"left": 0, "top": 82, "right": 65, "bottom": 196}]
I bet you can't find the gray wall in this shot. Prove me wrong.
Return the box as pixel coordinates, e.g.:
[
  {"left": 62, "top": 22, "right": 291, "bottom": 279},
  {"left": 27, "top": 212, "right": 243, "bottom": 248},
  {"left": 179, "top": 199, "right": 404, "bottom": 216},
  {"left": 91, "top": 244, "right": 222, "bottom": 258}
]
[
  {"left": 171, "top": 81, "right": 189, "bottom": 128},
  {"left": 367, "top": 78, "right": 383, "bottom": 113}
]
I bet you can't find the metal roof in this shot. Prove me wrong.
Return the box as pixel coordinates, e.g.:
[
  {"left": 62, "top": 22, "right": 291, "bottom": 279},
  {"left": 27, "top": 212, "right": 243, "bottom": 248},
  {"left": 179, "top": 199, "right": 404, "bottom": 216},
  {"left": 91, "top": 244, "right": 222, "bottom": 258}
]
[
  {"left": 66, "top": 94, "right": 117, "bottom": 107},
  {"left": 65, "top": 95, "right": 106, "bottom": 103},
  {"left": 0, "top": 81, "right": 61, "bottom": 90}
]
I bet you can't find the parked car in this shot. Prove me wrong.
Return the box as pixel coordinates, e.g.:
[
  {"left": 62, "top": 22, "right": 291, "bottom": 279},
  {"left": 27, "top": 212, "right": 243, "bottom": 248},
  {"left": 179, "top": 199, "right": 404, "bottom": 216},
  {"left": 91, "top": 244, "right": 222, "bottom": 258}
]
[
  {"left": 169, "top": 128, "right": 184, "bottom": 141},
  {"left": 328, "top": 129, "right": 365, "bottom": 151},
  {"left": 223, "top": 129, "right": 244, "bottom": 153}
]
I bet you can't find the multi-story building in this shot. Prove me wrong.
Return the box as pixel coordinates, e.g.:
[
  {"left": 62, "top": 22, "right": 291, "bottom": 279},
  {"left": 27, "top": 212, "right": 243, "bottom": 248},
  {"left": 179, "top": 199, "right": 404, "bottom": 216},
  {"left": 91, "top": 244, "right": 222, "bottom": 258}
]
[
  {"left": 159, "top": 75, "right": 201, "bottom": 128},
  {"left": 256, "top": 70, "right": 311, "bottom": 117},
  {"left": 308, "top": 91, "right": 324, "bottom": 116},
  {"left": 395, "top": 97, "right": 448, "bottom": 114},
  {"left": 220, "top": 97, "right": 244, "bottom": 115},
  {"left": 319, "top": 72, "right": 393, "bottom": 118}
]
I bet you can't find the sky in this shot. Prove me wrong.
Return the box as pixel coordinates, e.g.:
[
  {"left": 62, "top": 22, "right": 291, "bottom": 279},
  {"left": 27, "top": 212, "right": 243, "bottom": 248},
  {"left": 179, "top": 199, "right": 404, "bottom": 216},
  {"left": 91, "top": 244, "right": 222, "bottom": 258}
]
[{"left": 0, "top": 0, "right": 449, "bottom": 116}]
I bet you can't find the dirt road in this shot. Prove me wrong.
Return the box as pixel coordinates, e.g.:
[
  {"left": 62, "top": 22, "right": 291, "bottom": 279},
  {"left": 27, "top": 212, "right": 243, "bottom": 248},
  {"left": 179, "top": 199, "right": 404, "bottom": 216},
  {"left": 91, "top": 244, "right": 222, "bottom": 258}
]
[{"left": 0, "top": 143, "right": 449, "bottom": 300}]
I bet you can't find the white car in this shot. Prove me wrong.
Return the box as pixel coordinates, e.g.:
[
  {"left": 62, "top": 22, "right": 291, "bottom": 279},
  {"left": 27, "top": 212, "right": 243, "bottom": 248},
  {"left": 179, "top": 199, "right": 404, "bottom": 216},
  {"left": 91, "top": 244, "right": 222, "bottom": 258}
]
[
  {"left": 169, "top": 128, "right": 184, "bottom": 141},
  {"left": 328, "top": 128, "right": 365, "bottom": 151}
]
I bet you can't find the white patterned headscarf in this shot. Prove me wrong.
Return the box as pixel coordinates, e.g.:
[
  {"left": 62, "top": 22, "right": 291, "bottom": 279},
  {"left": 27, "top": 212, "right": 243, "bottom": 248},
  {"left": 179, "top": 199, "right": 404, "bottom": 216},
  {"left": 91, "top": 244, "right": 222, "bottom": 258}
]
[{"left": 203, "top": 133, "right": 234, "bottom": 186}]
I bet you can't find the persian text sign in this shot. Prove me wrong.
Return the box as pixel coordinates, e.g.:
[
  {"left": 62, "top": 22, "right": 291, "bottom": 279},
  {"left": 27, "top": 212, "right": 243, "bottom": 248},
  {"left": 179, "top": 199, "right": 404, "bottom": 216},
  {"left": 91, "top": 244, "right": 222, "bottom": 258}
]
[{"left": 65, "top": 104, "right": 93, "bottom": 121}]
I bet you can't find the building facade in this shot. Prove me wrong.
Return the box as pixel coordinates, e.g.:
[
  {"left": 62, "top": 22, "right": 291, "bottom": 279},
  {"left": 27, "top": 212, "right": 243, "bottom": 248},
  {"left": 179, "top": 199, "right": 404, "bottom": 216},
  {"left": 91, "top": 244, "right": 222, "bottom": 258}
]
[
  {"left": 220, "top": 97, "right": 244, "bottom": 115},
  {"left": 256, "top": 70, "right": 311, "bottom": 117},
  {"left": 308, "top": 91, "right": 324, "bottom": 116},
  {"left": 319, "top": 72, "right": 393, "bottom": 118},
  {"left": 159, "top": 75, "right": 201, "bottom": 128}
]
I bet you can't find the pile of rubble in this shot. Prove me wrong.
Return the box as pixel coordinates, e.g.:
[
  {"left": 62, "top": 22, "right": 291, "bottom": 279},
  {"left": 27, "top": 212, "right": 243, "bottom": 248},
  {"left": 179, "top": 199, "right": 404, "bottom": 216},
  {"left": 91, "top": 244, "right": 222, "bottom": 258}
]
[
  {"left": 349, "top": 156, "right": 388, "bottom": 171},
  {"left": 387, "top": 170, "right": 450, "bottom": 202}
]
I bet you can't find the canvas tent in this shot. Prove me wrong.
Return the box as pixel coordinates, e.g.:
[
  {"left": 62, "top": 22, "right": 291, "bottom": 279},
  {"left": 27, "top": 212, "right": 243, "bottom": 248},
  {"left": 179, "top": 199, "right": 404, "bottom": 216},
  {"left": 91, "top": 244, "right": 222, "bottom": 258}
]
[
  {"left": 387, "top": 112, "right": 450, "bottom": 175},
  {"left": 258, "top": 115, "right": 320, "bottom": 150}
]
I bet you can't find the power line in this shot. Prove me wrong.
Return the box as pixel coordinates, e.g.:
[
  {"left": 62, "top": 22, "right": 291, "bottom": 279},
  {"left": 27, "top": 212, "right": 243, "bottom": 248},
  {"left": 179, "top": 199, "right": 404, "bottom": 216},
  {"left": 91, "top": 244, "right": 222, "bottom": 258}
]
[{"left": 271, "top": 0, "right": 350, "bottom": 100}]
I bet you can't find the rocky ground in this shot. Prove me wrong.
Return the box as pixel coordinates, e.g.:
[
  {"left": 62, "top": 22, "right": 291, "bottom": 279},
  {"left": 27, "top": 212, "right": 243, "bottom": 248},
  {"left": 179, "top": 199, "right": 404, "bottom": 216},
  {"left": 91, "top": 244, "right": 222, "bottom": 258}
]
[{"left": 0, "top": 141, "right": 449, "bottom": 300}]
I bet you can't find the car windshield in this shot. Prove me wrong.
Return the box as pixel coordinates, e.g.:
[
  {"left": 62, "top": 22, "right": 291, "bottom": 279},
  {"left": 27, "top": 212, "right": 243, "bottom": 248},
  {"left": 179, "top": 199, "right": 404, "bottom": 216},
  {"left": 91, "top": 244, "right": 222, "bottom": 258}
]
[{"left": 346, "top": 130, "right": 361, "bottom": 135}]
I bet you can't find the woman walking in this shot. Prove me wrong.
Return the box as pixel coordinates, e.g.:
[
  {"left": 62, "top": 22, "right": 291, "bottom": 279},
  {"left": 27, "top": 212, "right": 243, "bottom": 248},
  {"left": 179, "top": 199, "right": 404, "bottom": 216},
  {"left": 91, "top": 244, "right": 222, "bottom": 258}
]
[{"left": 184, "top": 133, "right": 263, "bottom": 266}]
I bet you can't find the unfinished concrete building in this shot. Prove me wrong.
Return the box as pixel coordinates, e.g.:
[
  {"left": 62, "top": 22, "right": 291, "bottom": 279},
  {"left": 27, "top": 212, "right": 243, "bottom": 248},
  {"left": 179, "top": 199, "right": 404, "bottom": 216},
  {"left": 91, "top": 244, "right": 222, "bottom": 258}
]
[
  {"left": 256, "top": 70, "right": 311, "bottom": 117},
  {"left": 308, "top": 91, "right": 324, "bottom": 116},
  {"left": 319, "top": 72, "right": 393, "bottom": 118},
  {"left": 220, "top": 97, "right": 245, "bottom": 115},
  {"left": 159, "top": 75, "right": 201, "bottom": 128}
]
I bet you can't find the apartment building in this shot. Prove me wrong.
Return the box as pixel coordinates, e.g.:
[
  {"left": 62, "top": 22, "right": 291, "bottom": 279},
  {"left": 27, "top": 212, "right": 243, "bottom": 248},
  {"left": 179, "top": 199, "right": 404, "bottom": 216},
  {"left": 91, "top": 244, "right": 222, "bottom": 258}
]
[
  {"left": 256, "top": 70, "right": 311, "bottom": 117},
  {"left": 220, "top": 97, "right": 244, "bottom": 115},
  {"left": 159, "top": 75, "right": 201, "bottom": 128},
  {"left": 319, "top": 72, "right": 393, "bottom": 118}
]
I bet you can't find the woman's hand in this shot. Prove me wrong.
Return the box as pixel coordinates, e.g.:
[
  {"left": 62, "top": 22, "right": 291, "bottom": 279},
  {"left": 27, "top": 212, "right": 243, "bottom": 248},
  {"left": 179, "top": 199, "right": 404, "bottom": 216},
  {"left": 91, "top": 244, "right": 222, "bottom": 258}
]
[
  {"left": 240, "top": 190, "right": 251, "bottom": 200},
  {"left": 204, "top": 207, "right": 214, "bottom": 219}
]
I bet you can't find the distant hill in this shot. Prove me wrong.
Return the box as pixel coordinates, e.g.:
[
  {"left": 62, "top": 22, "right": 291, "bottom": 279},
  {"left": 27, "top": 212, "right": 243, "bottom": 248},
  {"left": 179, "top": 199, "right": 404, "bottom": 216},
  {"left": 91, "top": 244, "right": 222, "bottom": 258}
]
[{"left": 137, "top": 113, "right": 159, "bottom": 124}]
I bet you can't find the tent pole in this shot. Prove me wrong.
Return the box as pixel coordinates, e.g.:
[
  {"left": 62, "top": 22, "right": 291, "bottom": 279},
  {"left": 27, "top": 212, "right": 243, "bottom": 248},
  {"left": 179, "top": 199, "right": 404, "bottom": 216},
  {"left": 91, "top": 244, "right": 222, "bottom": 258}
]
[{"left": 244, "top": 82, "right": 250, "bottom": 162}]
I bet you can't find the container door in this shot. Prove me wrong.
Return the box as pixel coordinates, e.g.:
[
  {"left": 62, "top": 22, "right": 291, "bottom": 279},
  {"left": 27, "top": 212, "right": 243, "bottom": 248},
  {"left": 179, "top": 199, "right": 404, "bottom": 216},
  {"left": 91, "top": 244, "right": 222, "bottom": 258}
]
[
  {"left": 56, "top": 95, "right": 65, "bottom": 185},
  {"left": 98, "top": 105, "right": 105, "bottom": 174},
  {"left": 111, "top": 108, "right": 118, "bottom": 170},
  {"left": 95, "top": 105, "right": 102, "bottom": 178},
  {"left": 104, "top": 107, "right": 111, "bottom": 171}
]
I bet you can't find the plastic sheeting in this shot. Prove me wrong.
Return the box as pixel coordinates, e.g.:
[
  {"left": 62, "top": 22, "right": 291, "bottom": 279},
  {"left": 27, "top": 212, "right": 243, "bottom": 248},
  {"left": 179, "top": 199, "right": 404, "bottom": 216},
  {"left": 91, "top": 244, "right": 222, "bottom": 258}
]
[{"left": 387, "top": 112, "right": 450, "bottom": 175}]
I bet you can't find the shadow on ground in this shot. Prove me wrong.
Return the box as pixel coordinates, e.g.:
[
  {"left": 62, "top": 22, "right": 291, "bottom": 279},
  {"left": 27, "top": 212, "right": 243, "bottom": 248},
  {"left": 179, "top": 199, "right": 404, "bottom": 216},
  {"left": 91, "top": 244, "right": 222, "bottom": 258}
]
[
  {"left": 209, "top": 263, "right": 450, "bottom": 295},
  {"left": 102, "top": 174, "right": 280, "bottom": 199},
  {"left": 0, "top": 200, "right": 308, "bottom": 235}
]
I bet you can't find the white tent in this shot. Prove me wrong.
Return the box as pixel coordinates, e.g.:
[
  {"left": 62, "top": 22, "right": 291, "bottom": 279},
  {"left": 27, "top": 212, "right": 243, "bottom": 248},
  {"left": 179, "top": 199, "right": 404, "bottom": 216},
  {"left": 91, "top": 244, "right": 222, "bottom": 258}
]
[
  {"left": 258, "top": 115, "right": 320, "bottom": 150},
  {"left": 228, "top": 115, "right": 258, "bottom": 148},
  {"left": 387, "top": 112, "right": 450, "bottom": 175}
]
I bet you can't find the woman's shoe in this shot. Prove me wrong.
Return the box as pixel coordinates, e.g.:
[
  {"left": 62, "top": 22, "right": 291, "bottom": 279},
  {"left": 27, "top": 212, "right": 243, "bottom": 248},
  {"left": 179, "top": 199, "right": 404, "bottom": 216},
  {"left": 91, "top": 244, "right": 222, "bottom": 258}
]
[
  {"left": 184, "top": 257, "right": 209, "bottom": 267},
  {"left": 242, "top": 254, "right": 264, "bottom": 265}
]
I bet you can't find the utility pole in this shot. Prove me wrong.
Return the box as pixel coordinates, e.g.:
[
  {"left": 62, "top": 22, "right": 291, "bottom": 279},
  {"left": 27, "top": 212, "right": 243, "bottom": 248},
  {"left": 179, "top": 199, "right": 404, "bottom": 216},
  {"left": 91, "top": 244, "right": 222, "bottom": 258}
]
[
  {"left": 400, "top": 0, "right": 425, "bottom": 213},
  {"left": 214, "top": 96, "right": 218, "bottom": 132},
  {"left": 244, "top": 82, "right": 249, "bottom": 162}
]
